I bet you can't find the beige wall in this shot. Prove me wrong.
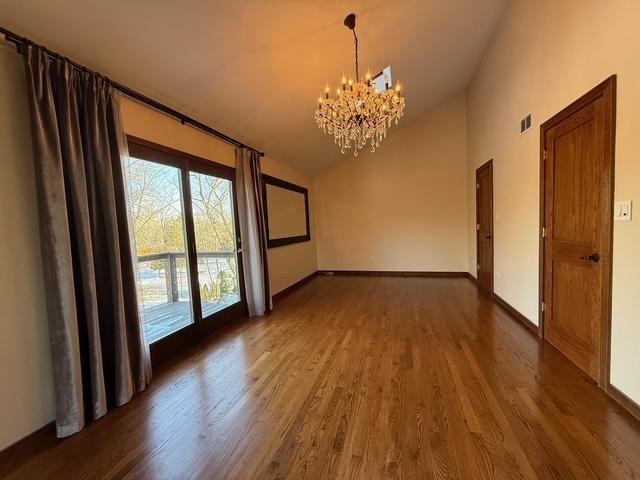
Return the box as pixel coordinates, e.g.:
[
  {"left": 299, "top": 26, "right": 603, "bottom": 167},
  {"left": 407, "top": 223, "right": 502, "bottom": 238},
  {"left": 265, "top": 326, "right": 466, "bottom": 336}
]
[
  {"left": 466, "top": 0, "right": 640, "bottom": 404},
  {"left": 314, "top": 95, "right": 468, "bottom": 272},
  {"left": 0, "top": 43, "right": 55, "bottom": 451},
  {"left": 120, "top": 99, "right": 317, "bottom": 294},
  {"left": 258, "top": 156, "right": 317, "bottom": 294}
]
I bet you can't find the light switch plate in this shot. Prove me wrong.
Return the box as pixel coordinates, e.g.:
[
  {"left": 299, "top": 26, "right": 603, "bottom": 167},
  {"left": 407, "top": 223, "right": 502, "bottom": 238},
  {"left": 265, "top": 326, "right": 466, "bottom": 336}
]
[{"left": 614, "top": 200, "right": 632, "bottom": 221}]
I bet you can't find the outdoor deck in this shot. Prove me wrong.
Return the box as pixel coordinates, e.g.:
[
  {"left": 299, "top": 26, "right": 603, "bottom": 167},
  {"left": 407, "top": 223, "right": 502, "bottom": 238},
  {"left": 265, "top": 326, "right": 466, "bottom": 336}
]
[
  {"left": 137, "top": 251, "right": 240, "bottom": 343},
  {"left": 144, "top": 300, "right": 235, "bottom": 343}
]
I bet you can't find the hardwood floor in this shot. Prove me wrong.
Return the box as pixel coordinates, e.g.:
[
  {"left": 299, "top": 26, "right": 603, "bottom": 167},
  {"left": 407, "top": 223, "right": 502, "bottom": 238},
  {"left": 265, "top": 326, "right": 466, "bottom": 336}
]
[{"left": 3, "top": 276, "right": 640, "bottom": 479}]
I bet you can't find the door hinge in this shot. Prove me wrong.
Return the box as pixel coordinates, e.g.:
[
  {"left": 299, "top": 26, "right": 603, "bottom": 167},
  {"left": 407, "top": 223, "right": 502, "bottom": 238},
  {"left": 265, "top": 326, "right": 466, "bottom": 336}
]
[
  {"left": 476, "top": 183, "right": 480, "bottom": 189},
  {"left": 542, "top": 226, "right": 546, "bottom": 238},
  {"left": 543, "top": 149, "right": 547, "bottom": 160},
  {"left": 477, "top": 263, "right": 480, "bottom": 270},
  {"left": 476, "top": 223, "right": 480, "bottom": 231},
  {"left": 541, "top": 301, "right": 546, "bottom": 312}
]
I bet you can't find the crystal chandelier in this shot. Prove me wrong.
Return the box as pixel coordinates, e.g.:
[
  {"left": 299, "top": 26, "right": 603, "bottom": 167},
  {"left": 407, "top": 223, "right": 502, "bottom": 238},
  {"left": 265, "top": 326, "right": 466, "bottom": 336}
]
[{"left": 315, "top": 13, "right": 405, "bottom": 156}]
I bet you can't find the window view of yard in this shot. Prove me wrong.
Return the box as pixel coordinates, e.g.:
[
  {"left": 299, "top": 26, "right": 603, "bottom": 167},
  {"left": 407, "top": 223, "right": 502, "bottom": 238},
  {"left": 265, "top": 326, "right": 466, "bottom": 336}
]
[{"left": 126, "top": 157, "right": 240, "bottom": 343}]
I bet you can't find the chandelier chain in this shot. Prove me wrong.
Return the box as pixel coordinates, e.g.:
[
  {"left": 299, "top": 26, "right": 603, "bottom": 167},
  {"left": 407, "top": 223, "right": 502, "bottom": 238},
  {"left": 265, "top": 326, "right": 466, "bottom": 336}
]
[{"left": 352, "top": 29, "right": 359, "bottom": 82}]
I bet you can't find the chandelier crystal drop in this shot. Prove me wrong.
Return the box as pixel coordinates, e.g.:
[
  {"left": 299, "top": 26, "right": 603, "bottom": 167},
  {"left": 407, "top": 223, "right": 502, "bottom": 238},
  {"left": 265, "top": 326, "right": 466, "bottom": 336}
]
[{"left": 315, "top": 13, "right": 405, "bottom": 156}]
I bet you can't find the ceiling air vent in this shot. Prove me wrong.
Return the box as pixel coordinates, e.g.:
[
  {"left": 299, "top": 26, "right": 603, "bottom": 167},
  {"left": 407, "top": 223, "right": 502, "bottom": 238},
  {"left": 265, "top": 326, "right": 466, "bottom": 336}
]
[{"left": 520, "top": 113, "right": 532, "bottom": 134}]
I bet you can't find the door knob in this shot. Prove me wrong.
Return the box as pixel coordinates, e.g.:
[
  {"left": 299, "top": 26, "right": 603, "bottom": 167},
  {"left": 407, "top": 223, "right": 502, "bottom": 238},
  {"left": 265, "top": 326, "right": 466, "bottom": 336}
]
[{"left": 580, "top": 253, "right": 600, "bottom": 263}]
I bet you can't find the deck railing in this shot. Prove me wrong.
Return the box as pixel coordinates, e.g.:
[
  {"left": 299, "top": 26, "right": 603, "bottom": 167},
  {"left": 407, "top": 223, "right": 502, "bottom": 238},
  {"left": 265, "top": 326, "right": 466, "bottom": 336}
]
[{"left": 137, "top": 251, "right": 236, "bottom": 302}]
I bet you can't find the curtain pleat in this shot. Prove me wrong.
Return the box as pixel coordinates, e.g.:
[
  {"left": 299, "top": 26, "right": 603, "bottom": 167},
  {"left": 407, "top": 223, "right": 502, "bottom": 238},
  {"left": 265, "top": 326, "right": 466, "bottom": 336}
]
[
  {"left": 235, "top": 148, "right": 272, "bottom": 316},
  {"left": 23, "top": 44, "right": 150, "bottom": 437}
]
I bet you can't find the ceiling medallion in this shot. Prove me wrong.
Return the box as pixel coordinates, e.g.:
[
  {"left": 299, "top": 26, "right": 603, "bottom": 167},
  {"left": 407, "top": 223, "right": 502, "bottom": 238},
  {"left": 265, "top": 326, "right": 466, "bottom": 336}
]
[{"left": 315, "top": 13, "right": 405, "bottom": 156}]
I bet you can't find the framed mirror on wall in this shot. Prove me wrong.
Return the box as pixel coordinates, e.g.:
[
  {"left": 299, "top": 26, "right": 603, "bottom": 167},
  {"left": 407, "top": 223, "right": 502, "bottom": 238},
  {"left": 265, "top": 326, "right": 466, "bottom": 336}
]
[{"left": 262, "top": 175, "right": 310, "bottom": 248}]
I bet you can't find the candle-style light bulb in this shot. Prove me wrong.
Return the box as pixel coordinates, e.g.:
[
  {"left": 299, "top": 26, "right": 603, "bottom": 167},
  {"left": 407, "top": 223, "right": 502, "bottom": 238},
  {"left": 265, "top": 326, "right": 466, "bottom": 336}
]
[{"left": 325, "top": 84, "right": 330, "bottom": 99}]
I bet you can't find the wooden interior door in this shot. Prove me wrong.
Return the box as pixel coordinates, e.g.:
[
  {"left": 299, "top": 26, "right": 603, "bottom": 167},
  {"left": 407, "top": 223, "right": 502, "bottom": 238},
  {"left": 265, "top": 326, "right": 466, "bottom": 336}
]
[
  {"left": 541, "top": 77, "right": 615, "bottom": 383},
  {"left": 476, "top": 160, "right": 493, "bottom": 294}
]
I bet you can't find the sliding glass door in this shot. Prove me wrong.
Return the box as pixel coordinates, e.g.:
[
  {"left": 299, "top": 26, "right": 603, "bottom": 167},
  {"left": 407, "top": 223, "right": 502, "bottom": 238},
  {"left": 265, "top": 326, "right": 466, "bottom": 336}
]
[
  {"left": 187, "top": 162, "right": 246, "bottom": 336},
  {"left": 189, "top": 170, "right": 241, "bottom": 318},
  {"left": 125, "top": 157, "right": 194, "bottom": 344},
  {"left": 126, "top": 137, "right": 246, "bottom": 365}
]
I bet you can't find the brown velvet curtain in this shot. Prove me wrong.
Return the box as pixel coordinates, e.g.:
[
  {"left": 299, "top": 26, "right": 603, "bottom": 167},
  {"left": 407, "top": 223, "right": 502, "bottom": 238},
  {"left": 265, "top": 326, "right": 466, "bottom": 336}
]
[
  {"left": 235, "top": 148, "right": 272, "bottom": 316},
  {"left": 23, "top": 44, "right": 149, "bottom": 438}
]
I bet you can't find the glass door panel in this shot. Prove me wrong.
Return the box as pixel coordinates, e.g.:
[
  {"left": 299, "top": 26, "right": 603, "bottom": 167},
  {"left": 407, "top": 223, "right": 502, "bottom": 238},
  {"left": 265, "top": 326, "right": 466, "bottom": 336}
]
[
  {"left": 189, "top": 171, "right": 241, "bottom": 318},
  {"left": 126, "top": 156, "right": 194, "bottom": 343}
]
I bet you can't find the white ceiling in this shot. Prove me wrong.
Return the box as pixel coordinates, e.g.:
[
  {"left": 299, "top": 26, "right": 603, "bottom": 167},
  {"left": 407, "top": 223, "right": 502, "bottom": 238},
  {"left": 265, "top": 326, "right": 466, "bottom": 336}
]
[{"left": 0, "top": 0, "right": 508, "bottom": 175}]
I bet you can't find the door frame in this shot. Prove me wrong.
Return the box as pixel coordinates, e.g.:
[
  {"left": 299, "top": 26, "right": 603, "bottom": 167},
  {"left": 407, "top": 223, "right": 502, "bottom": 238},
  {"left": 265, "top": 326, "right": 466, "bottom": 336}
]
[
  {"left": 476, "top": 159, "right": 494, "bottom": 295},
  {"left": 538, "top": 76, "right": 616, "bottom": 388},
  {"left": 126, "top": 135, "right": 248, "bottom": 368}
]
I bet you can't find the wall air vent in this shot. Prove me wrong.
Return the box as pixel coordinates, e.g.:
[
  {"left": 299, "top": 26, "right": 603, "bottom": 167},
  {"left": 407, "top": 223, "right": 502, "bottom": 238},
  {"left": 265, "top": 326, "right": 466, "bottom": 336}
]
[{"left": 520, "top": 113, "right": 532, "bottom": 134}]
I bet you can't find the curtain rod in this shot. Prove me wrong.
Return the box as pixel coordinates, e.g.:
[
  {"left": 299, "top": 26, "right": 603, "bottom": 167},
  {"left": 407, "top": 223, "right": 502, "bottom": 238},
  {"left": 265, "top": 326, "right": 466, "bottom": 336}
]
[{"left": 0, "top": 25, "right": 265, "bottom": 157}]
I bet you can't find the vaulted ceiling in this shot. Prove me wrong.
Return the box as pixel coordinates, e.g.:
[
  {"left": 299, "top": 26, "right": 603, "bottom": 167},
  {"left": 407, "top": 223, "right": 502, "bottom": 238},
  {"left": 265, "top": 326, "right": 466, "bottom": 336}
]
[{"left": 0, "top": 0, "right": 508, "bottom": 175}]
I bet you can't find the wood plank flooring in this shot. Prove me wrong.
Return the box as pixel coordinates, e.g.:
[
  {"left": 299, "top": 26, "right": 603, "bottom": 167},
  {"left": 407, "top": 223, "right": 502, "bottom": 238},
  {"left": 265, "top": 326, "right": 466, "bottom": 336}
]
[{"left": 3, "top": 276, "right": 640, "bottom": 479}]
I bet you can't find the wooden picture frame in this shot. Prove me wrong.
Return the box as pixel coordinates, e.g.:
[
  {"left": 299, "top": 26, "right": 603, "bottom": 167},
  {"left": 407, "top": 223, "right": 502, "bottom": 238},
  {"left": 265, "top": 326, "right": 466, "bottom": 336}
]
[{"left": 262, "top": 174, "right": 311, "bottom": 248}]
